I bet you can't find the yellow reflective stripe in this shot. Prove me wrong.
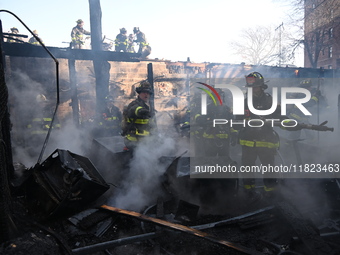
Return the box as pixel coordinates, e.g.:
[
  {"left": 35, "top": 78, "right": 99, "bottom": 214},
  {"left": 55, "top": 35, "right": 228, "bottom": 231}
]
[
  {"left": 239, "top": 140, "right": 255, "bottom": 147},
  {"left": 32, "top": 118, "right": 52, "bottom": 122},
  {"left": 244, "top": 184, "right": 255, "bottom": 190},
  {"left": 203, "top": 133, "right": 229, "bottom": 139},
  {"left": 31, "top": 131, "right": 48, "bottom": 135},
  {"left": 264, "top": 186, "right": 275, "bottom": 192},
  {"left": 239, "top": 140, "right": 279, "bottom": 148},
  {"left": 126, "top": 129, "right": 150, "bottom": 139},
  {"left": 135, "top": 106, "right": 143, "bottom": 116},
  {"left": 255, "top": 141, "right": 279, "bottom": 148},
  {"left": 134, "top": 119, "right": 149, "bottom": 124},
  {"left": 216, "top": 134, "right": 228, "bottom": 139},
  {"left": 203, "top": 133, "right": 214, "bottom": 138},
  {"left": 136, "top": 130, "right": 150, "bottom": 136},
  {"left": 105, "top": 117, "right": 118, "bottom": 120},
  {"left": 127, "top": 118, "right": 149, "bottom": 124},
  {"left": 126, "top": 134, "right": 138, "bottom": 141},
  {"left": 311, "top": 96, "right": 318, "bottom": 102},
  {"left": 194, "top": 114, "right": 201, "bottom": 120}
]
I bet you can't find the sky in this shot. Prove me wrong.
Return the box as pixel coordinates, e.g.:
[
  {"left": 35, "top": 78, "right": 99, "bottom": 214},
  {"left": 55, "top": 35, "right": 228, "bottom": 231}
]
[{"left": 0, "top": 0, "right": 302, "bottom": 65}]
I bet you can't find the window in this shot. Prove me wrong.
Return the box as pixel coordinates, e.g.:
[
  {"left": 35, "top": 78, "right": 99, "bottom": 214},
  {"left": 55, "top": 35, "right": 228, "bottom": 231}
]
[
  {"left": 329, "top": 28, "right": 333, "bottom": 39},
  {"left": 329, "top": 46, "right": 332, "bottom": 58},
  {"left": 328, "top": 65, "right": 332, "bottom": 69}
]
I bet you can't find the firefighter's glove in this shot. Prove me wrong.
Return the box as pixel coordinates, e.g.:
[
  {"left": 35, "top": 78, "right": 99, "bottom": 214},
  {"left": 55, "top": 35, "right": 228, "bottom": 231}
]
[
  {"left": 311, "top": 124, "right": 333, "bottom": 132},
  {"left": 138, "top": 108, "right": 151, "bottom": 117}
]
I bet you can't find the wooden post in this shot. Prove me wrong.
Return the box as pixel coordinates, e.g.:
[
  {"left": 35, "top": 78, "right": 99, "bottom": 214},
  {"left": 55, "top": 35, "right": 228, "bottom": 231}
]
[
  {"left": 147, "top": 63, "right": 157, "bottom": 128},
  {"left": 88, "top": 0, "right": 110, "bottom": 114},
  {"left": 0, "top": 19, "right": 17, "bottom": 243},
  {"left": 68, "top": 58, "right": 79, "bottom": 127}
]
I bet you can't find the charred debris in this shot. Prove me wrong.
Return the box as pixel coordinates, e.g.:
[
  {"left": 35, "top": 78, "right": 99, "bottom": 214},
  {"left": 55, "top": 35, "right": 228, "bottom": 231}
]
[{"left": 1, "top": 12, "right": 340, "bottom": 255}]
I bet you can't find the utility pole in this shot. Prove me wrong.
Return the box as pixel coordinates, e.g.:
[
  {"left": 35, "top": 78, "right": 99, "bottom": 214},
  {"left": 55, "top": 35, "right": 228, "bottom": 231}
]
[{"left": 275, "top": 22, "right": 284, "bottom": 66}]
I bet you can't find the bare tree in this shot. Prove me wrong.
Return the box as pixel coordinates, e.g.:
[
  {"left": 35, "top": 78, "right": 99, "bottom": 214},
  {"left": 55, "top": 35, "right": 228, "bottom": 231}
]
[
  {"left": 281, "top": 0, "right": 340, "bottom": 68},
  {"left": 229, "top": 26, "right": 283, "bottom": 66}
]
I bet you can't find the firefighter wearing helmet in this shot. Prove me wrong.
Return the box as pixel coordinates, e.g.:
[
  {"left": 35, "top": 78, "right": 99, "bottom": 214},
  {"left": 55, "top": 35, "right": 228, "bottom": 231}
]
[
  {"left": 235, "top": 72, "right": 291, "bottom": 200},
  {"left": 7, "top": 27, "right": 22, "bottom": 43},
  {"left": 127, "top": 34, "right": 136, "bottom": 53},
  {"left": 286, "top": 78, "right": 328, "bottom": 140},
  {"left": 298, "top": 79, "right": 328, "bottom": 110},
  {"left": 194, "top": 87, "right": 236, "bottom": 158},
  {"left": 133, "top": 27, "right": 151, "bottom": 58},
  {"left": 94, "top": 95, "right": 122, "bottom": 137},
  {"left": 114, "top": 28, "right": 128, "bottom": 52},
  {"left": 70, "top": 19, "right": 91, "bottom": 49},
  {"left": 25, "top": 94, "right": 61, "bottom": 158},
  {"left": 121, "top": 81, "right": 155, "bottom": 151},
  {"left": 28, "top": 30, "right": 43, "bottom": 45}
]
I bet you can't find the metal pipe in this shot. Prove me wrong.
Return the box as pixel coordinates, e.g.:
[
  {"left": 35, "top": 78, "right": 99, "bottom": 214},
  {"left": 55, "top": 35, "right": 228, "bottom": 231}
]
[{"left": 72, "top": 232, "right": 159, "bottom": 254}]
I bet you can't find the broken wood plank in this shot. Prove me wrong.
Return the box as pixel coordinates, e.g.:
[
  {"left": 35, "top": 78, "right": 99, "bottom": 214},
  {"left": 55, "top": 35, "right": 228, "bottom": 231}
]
[{"left": 100, "top": 204, "right": 264, "bottom": 255}]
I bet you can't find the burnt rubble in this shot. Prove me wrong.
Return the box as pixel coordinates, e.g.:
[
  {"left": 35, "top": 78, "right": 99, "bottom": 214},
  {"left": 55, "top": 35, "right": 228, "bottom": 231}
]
[{"left": 1, "top": 143, "right": 340, "bottom": 255}]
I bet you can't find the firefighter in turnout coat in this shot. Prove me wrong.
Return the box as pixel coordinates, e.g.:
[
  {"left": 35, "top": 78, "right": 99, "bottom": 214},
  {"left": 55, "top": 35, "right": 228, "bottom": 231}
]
[
  {"left": 122, "top": 81, "right": 155, "bottom": 150},
  {"left": 71, "top": 19, "right": 91, "bottom": 49},
  {"left": 236, "top": 72, "right": 285, "bottom": 195}
]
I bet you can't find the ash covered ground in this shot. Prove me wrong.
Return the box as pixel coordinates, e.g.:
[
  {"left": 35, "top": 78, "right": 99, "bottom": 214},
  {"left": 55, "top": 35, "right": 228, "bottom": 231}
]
[{"left": 1, "top": 134, "right": 340, "bottom": 255}]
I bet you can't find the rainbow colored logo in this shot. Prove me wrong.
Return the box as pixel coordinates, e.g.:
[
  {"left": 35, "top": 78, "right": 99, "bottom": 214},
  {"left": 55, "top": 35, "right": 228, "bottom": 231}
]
[{"left": 197, "top": 82, "right": 223, "bottom": 106}]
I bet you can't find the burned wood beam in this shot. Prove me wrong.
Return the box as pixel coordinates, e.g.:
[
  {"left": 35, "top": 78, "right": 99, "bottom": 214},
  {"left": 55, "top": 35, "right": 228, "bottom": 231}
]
[
  {"left": 72, "top": 205, "right": 275, "bottom": 254},
  {"left": 100, "top": 204, "right": 265, "bottom": 255},
  {"left": 2, "top": 42, "right": 140, "bottom": 62},
  {"left": 68, "top": 58, "right": 80, "bottom": 127},
  {"left": 147, "top": 63, "right": 157, "bottom": 129}
]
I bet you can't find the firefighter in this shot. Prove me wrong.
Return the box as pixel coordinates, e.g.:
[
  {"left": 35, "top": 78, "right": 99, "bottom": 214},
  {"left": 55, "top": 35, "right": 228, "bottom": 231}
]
[
  {"left": 127, "top": 34, "right": 136, "bottom": 53},
  {"left": 194, "top": 89, "right": 236, "bottom": 159},
  {"left": 121, "top": 81, "right": 155, "bottom": 151},
  {"left": 236, "top": 72, "right": 287, "bottom": 198},
  {"left": 71, "top": 19, "right": 91, "bottom": 49},
  {"left": 6, "top": 27, "right": 21, "bottom": 43},
  {"left": 96, "top": 95, "right": 122, "bottom": 137},
  {"left": 133, "top": 27, "right": 151, "bottom": 58},
  {"left": 286, "top": 79, "right": 328, "bottom": 140},
  {"left": 25, "top": 94, "right": 61, "bottom": 158},
  {"left": 28, "top": 30, "right": 43, "bottom": 45},
  {"left": 187, "top": 92, "right": 205, "bottom": 156},
  {"left": 114, "top": 28, "right": 128, "bottom": 52}
]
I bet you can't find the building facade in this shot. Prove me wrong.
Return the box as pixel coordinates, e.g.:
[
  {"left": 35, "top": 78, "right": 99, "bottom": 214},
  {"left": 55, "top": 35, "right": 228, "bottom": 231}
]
[{"left": 304, "top": 0, "right": 340, "bottom": 69}]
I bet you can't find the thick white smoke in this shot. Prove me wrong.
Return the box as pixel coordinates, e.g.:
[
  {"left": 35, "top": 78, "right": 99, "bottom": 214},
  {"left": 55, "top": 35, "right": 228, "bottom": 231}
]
[{"left": 109, "top": 134, "right": 177, "bottom": 211}]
